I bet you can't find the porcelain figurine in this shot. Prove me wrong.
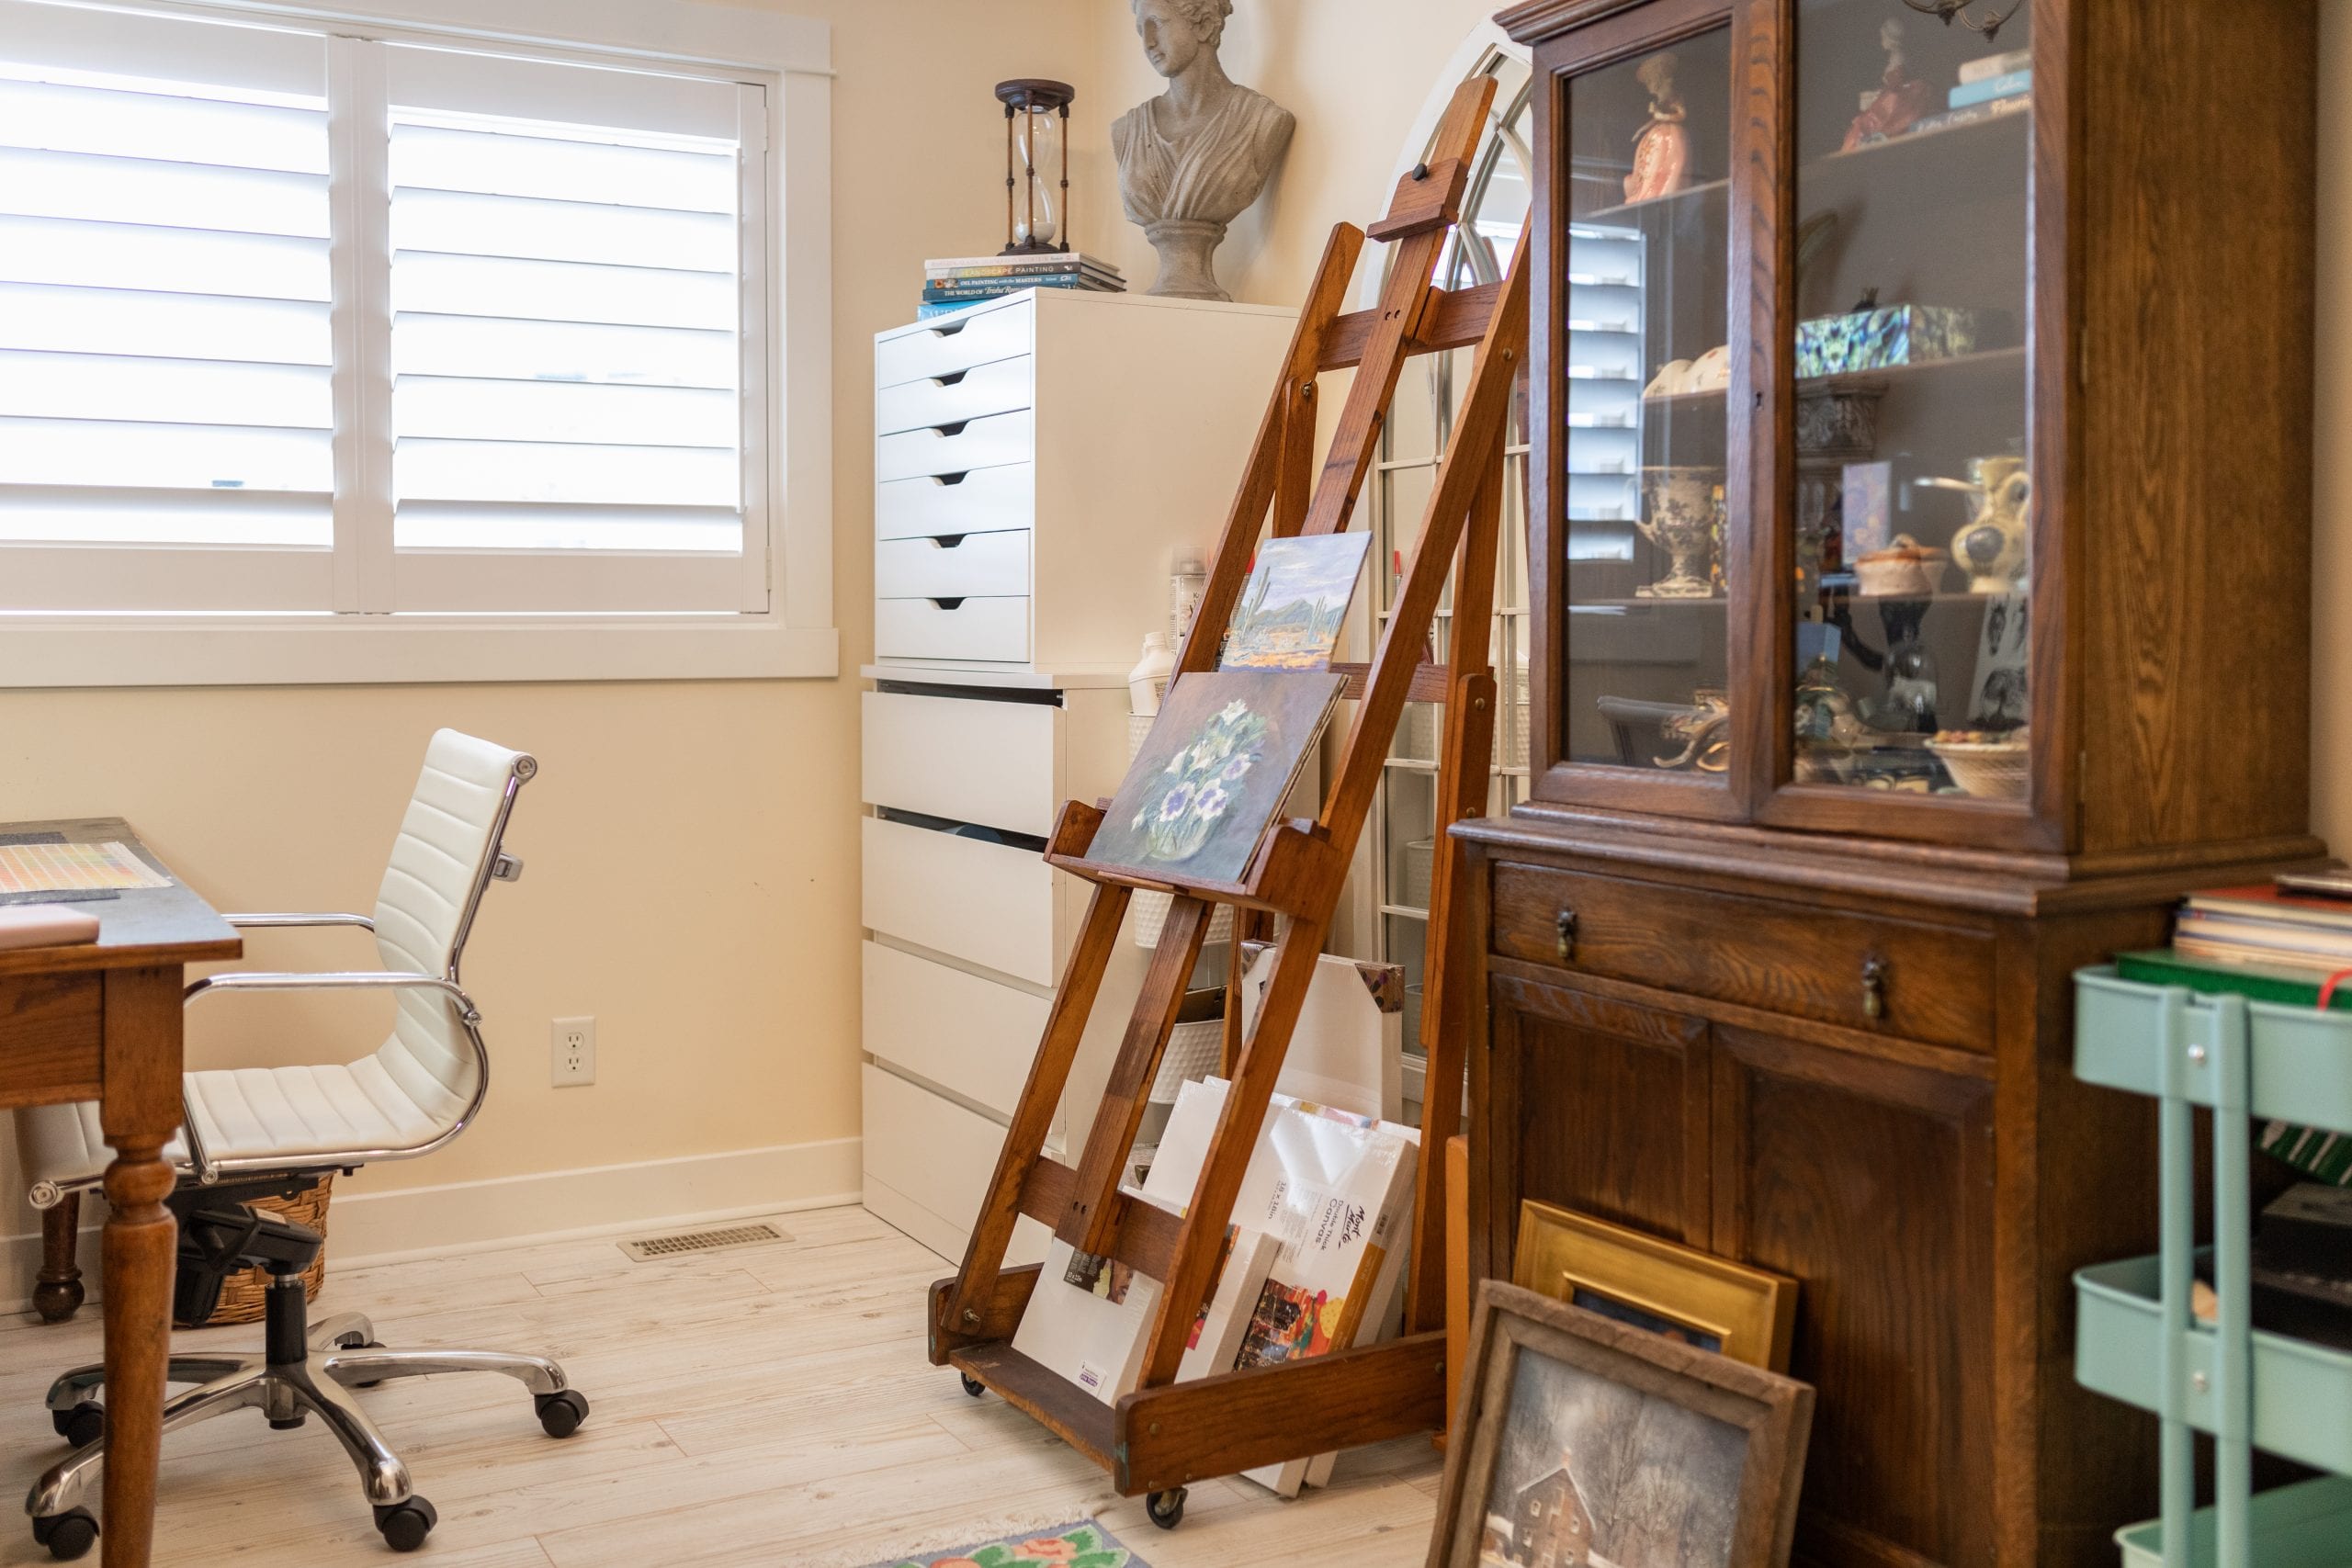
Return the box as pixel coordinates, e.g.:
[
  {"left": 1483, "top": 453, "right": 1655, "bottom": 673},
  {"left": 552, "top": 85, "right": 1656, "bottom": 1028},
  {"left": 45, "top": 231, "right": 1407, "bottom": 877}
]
[
  {"left": 1842, "top": 19, "right": 1934, "bottom": 151},
  {"left": 1623, "top": 52, "right": 1690, "bottom": 203},
  {"left": 1635, "top": 467, "right": 1722, "bottom": 598},
  {"left": 1793, "top": 655, "right": 1866, "bottom": 781},
  {"left": 1920, "top": 457, "right": 2032, "bottom": 592},
  {"left": 1114, "top": 0, "right": 1295, "bottom": 301},
  {"left": 1656, "top": 689, "right": 1732, "bottom": 773}
]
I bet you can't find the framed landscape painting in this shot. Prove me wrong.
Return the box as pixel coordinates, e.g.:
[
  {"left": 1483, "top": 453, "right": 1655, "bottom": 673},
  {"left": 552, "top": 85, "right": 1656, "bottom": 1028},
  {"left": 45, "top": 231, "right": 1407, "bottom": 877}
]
[
  {"left": 1079, "top": 669, "right": 1341, "bottom": 887},
  {"left": 1428, "top": 1282, "right": 1814, "bottom": 1568},
  {"left": 1221, "top": 532, "right": 1372, "bottom": 671}
]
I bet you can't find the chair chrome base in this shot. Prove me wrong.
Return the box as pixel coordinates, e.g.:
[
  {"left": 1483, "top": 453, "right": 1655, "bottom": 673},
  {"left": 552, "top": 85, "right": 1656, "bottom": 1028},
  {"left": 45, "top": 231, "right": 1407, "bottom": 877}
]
[{"left": 27, "top": 1309, "right": 587, "bottom": 1558}]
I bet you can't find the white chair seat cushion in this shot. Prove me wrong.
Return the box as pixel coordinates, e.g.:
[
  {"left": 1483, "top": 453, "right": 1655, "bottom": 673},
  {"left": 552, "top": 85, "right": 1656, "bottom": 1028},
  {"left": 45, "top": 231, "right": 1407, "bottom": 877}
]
[{"left": 17, "top": 1054, "right": 464, "bottom": 1189}]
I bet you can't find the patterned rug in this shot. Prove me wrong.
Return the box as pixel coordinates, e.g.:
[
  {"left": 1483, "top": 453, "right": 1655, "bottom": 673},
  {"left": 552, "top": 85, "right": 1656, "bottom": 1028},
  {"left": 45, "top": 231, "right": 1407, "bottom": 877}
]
[{"left": 862, "top": 1518, "right": 1142, "bottom": 1568}]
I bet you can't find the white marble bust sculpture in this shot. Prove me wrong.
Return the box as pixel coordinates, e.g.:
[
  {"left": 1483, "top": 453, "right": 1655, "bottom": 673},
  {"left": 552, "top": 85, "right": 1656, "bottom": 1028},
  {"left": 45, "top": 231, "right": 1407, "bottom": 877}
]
[{"left": 1113, "top": 0, "right": 1295, "bottom": 301}]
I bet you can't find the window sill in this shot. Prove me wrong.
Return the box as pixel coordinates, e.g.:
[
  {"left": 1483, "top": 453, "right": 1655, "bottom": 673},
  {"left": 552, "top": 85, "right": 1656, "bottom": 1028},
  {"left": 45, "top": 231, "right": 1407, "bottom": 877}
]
[{"left": 0, "top": 615, "right": 839, "bottom": 688}]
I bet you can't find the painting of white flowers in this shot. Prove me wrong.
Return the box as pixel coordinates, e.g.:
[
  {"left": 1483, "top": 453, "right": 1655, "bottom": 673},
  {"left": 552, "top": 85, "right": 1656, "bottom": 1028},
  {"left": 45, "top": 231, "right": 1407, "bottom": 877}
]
[
  {"left": 1082, "top": 670, "right": 1345, "bottom": 887},
  {"left": 1221, "top": 532, "right": 1373, "bottom": 671}
]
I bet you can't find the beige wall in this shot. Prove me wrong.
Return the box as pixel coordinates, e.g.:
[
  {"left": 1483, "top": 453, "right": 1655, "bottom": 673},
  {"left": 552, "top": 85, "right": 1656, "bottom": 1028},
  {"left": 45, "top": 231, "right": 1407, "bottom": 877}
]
[{"left": 0, "top": 0, "right": 1098, "bottom": 1245}]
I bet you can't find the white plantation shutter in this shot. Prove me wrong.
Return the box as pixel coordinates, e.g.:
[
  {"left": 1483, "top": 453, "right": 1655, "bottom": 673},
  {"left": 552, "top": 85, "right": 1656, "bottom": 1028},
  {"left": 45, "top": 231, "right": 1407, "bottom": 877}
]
[
  {"left": 0, "top": 6, "right": 335, "bottom": 610},
  {"left": 383, "top": 46, "right": 766, "bottom": 612},
  {"left": 0, "top": 2, "right": 774, "bottom": 617}
]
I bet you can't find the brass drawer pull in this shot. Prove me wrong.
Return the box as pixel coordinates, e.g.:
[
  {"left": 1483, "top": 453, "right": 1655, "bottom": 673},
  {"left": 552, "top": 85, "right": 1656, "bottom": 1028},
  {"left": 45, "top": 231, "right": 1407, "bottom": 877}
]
[
  {"left": 1861, "top": 956, "right": 1888, "bottom": 1020},
  {"left": 1555, "top": 908, "right": 1577, "bottom": 963}
]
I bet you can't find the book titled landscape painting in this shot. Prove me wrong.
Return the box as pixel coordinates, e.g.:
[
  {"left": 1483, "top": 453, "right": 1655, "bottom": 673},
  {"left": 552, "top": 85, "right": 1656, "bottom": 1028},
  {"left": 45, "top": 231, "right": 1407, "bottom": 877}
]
[
  {"left": 1080, "top": 668, "right": 1343, "bottom": 887},
  {"left": 1221, "top": 532, "right": 1373, "bottom": 671}
]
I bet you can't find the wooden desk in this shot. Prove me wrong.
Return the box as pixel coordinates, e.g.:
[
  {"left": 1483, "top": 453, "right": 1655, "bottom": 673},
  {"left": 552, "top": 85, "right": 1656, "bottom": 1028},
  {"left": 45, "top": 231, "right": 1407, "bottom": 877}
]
[{"left": 1, "top": 819, "right": 238, "bottom": 1568}]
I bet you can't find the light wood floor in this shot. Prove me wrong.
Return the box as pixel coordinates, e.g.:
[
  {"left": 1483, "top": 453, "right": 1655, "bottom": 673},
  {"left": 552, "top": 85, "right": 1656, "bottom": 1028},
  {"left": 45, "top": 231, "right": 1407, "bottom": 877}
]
[{"left": 0, "top": 1205, "right": 1441, "bottom": 1566}]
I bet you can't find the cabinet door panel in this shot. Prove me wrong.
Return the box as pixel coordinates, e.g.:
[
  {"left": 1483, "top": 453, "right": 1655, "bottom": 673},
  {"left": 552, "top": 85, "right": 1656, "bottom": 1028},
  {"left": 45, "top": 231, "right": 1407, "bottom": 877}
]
[
  {"left": 1713, "top": 1026, "right": 1994, "bottom": 1568},
  {"left": 1485, "top": 975, "right": 1711, "bottom": 1279}
]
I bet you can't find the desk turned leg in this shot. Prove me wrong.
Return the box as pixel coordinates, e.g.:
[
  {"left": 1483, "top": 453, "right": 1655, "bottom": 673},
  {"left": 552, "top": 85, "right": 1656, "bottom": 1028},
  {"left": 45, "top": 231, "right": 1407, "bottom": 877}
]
[
  {"left": 97, "top": 966, "right": 182, "bottom": 1568},
  {"left": 35, "top": 1198, "right": 84, "bottom": 1324}
]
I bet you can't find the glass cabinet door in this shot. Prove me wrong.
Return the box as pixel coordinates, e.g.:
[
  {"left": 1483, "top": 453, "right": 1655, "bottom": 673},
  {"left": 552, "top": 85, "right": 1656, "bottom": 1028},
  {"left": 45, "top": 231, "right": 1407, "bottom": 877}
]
[
  {"left": 1554, "top": 26, "right": 1736, "bottom": 796},
  {"left": 1783, "top": 3, "right": 2033, "bottom": 808}
]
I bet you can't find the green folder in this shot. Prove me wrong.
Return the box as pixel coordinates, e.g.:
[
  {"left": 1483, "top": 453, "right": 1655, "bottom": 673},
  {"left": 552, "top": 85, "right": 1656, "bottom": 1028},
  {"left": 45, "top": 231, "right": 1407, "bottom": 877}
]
[{"left": 2114, "top": 950, "right": 2352, "bottom": 1185}]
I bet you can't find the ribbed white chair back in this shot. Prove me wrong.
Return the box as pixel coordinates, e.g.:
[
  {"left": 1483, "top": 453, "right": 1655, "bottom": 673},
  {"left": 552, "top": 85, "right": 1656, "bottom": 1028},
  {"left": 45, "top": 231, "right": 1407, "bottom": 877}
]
[{"left": 364, "top": 729, "right": 534, "bottom": 1125}]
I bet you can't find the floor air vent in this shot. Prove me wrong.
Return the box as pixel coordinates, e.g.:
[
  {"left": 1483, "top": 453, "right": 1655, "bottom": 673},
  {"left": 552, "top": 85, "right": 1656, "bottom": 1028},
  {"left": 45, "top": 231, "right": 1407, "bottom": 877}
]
[{"left": 619, "top": 1222, "right": 789, "bottom": 1261}]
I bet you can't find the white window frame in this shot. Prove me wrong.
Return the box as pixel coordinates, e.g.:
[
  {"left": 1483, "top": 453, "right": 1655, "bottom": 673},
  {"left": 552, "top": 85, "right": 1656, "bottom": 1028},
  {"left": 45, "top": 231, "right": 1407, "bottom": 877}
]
[{"left": 0, "top": 0, "right": 835, "bottom": 686}]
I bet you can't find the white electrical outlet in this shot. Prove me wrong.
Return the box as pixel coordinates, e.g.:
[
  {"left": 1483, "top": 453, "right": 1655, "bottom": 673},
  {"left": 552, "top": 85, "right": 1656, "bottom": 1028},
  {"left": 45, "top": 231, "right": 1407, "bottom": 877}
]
[{"left": 552, "top": 1017, "right": 595, "bottom": 1088}]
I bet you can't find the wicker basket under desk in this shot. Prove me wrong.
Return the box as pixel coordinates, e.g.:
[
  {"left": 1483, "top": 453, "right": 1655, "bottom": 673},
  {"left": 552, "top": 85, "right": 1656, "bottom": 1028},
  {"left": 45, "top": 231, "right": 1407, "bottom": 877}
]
[{"left": 175, "top": 1176, "right": 334, "bottom": 1327}]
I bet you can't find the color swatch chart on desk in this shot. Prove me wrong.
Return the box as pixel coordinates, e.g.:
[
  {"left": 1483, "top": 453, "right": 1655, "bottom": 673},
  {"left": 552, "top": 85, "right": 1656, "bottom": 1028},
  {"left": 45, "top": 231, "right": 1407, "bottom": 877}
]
[{"left": 0, "top": 841, "right": 172, "bottom": 896}]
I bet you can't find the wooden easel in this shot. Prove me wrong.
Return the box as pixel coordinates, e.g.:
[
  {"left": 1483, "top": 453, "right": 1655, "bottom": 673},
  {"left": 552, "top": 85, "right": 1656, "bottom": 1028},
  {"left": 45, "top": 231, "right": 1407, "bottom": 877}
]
[{"left": 926, "top": 76, "right": 1528, "bottom": 1517}]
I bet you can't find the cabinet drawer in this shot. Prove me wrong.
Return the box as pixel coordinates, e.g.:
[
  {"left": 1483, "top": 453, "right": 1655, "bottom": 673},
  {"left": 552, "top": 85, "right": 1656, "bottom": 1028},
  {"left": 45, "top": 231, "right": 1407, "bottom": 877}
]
[
  {"left": 862, "top": 689, "right": 1057, "bottom": 837},
  {"left": 863, "top": 813, "right": 1056, "bottom": 985},
  {"left": 876, "top": 464, "right": 1035, "bottom": 541},
  {"left": 874, "top": 594, "right": 1028, "bottom": 663},
  {"left": 875, "top": 355, "right": 1033, "bottom": 436},
  {"left": 874, "top": 529, "right": 1031, "bottom": 602},
  {"left": 864, "top": 941, "right": 1047, "bottom": 1120},
  {"left": 876, "top": 409, "right": 1034, "bottom": 484},
  {"left": 875, "top": 299, "right": 1034, "bottom": 389},
  {"left": 1490, "top": 863, "right": 1995, "bottom": 1052}
]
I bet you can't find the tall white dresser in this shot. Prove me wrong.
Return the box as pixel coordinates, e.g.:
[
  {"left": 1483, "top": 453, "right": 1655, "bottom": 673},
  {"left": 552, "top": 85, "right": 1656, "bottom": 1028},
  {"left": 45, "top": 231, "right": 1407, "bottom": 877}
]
[{"left": 860, "top": 288, "right": 1294, "bottom": 1266}]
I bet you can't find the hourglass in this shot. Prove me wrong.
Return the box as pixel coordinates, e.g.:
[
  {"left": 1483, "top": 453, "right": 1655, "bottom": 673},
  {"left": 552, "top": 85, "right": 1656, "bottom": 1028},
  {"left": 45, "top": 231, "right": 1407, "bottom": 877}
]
[{"left": 995, "top": 79, "right": 1074, "bottom": 254}]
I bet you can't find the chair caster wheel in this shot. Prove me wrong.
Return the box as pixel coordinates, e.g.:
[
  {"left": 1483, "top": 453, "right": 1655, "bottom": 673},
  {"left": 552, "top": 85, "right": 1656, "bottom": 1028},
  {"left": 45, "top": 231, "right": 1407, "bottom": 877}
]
[
  {"left": 30, "top": 1507, "right": 97, "bottom": 1562},
  {"left": 536, "top": 1389, "right": 590, "bottom": 1438},
  {"left": 960, "top": 1373, "right": 986, "bottom": 1399},
  {"left": 1146, "top": 1488, "right": 1186, "bottom": 1531},
  {"left": 50, "top": 1402, "right": 104, "bottom": 1448},
  {"left": 374, "top": 1497, "right": 437, "bottom": 1552}
]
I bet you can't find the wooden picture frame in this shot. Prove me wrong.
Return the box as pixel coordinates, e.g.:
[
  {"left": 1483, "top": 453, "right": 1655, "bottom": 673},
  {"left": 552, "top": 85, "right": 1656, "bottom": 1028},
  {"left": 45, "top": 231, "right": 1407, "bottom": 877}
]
[
  {"left": 1512, "top": 1200, "right": 1798, "bottom": 1371},
  {"left": 1427, "top": 1280, "right": 1813, "bottom": 1568}
]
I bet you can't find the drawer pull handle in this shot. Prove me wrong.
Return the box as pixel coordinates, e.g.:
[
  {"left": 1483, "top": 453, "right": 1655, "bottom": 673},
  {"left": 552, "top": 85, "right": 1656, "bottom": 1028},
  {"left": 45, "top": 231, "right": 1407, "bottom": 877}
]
[
  {"left": 1861, "top": 956, "right": 1888, "bottom": 1021},
  {"left": 929, "top": 534, "right": 967, "bottom": 550},
  {"left": 930, "top": 597, "right": 966, "bottom": 610},
  {"left": 933, "top": 370, "right": 967, "bottom": 388},
  {"left": 1555, "top": 908, "right": 1577, "bottom": 963},
  {"left": 930, "top": 420, "right": 969, "bottom": 437},
  {"left": 933, "top": 472, "right": 969, "bottom": 487},
  {"left": 927, "top": 320, "right": 969, "bottom": 339}
]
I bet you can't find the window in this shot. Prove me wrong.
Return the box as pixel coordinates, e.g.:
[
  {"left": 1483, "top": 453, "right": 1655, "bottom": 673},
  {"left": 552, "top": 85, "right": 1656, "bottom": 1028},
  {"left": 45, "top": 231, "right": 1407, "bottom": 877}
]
[{"left": 0, "top": 0, "right": 834, "bottom": 682}]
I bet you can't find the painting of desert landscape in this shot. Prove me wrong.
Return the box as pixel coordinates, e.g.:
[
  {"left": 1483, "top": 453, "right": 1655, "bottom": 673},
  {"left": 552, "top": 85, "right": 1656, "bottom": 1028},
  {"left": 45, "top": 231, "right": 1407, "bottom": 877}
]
[
  {"left": 1221, "top": 532, "right": 1372, "bottom": 671},
  {"left": 1477, "top": 1344, "right": 1748, "bottom": 1568}
]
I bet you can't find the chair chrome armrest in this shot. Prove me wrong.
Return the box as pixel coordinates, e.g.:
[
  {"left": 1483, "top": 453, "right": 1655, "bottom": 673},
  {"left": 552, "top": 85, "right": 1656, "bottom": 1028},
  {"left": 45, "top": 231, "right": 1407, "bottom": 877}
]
[
  {"left": 177, "top": 971, "right": 481, "bottom": 1186},
  {"left": 220, "top": 912, "right": 376, "bottom": 931}
]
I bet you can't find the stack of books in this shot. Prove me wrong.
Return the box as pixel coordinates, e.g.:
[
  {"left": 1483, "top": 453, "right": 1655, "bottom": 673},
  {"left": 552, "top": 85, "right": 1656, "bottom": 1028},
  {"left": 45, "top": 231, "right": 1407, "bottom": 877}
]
[
  {"left": 918, "top": 252, "right": 1124, "bottom": 319},
  {"left": 2168, "top": 884, "right": 2352, "bottom": 976},
  {"left": 1906, "top": 47, "right": 2032, "bottom": 138}
]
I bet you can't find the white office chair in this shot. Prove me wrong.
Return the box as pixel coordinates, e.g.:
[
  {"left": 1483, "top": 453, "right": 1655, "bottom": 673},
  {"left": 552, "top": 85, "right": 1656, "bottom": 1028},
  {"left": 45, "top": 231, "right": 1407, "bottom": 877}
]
[{"left": 13, "top": 729, "right": 588, "bottom": 1560}]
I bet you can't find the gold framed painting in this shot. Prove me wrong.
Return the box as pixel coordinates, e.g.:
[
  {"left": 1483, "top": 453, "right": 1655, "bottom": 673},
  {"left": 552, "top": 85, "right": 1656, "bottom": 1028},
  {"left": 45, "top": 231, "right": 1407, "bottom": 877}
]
[{"left": 1511, "top": 1201, "right": 1798, "bottom": 1371}]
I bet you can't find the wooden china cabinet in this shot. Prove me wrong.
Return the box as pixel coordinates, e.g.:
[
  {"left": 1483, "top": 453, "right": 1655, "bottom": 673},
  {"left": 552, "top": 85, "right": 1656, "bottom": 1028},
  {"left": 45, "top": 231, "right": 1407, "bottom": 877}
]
[{"left": 1466, "top": 3, "right": 2320, "bottom": 1565}]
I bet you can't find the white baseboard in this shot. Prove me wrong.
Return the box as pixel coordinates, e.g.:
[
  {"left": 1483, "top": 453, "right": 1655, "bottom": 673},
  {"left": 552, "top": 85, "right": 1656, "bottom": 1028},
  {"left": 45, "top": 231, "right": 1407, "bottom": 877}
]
[{"left": 0, "top": 1136, "right": 862, "bottom": 1313}]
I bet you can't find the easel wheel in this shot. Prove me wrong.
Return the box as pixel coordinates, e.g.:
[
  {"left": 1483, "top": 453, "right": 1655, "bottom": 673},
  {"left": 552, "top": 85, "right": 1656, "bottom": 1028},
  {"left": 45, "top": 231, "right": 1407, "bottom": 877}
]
[{"left": 1145, "top": 1489, "right": 1186, "bottom": 1531}]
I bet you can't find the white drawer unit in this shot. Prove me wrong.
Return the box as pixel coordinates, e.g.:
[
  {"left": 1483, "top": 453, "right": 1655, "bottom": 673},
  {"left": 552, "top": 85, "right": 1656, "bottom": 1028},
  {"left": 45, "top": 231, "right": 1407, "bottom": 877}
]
[
  {"left": 872, "top": 290, "right": 1295, "bottom": 671},
  {"left": 860, "top": 1062, "right": 1048, "bottom": 1270},
  {"left": 874, "top": 529, "right": 1031, "bottom": 602},
  {"left": 874, "top": 298, "right": 1035, "bottom": 388},
  {"left": 859, "top": 676, "right": 1147, "bottom": 1264},
  {"left": 876, "top": 466, "right": 1035, "bottom": 542},
  {"left": 875, "top": 355, "right": 1034, "bottom": 437},
  {"left": 874, "top": 408, "right": 1033, "bottom": 484},
  {"left": 863, "top": 688, "right": 1057, "bottom": 837},
  {"left": 873, "top": 594, "right": 1028, "bottom": 664},
  {"left": 861, "top": 289, "right": 1294, "bottom": 1260},
  {"left": 863, "top": 940, "right": 1047, "bottom": 1122}
]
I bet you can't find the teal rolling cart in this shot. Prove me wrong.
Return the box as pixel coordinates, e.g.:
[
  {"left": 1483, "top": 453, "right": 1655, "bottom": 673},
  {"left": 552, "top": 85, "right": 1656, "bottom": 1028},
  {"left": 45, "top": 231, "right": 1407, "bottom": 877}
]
[{"left": 2073, "top": 968, "right": 2352, "bottom": 1566}]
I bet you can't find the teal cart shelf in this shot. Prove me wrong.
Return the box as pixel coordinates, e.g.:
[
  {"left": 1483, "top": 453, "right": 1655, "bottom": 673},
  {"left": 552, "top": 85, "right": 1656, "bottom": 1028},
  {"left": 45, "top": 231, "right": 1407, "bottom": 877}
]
[{"left": 2073, "top": 967, "right": 2352, "bottom": 1568}]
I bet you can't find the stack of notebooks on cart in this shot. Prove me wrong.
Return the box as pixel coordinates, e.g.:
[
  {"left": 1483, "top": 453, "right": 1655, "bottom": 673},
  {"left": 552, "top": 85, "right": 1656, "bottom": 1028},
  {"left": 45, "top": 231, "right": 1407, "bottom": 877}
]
[{"left": 917, "top": 252, "right": 1124, "bottom": 318}]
